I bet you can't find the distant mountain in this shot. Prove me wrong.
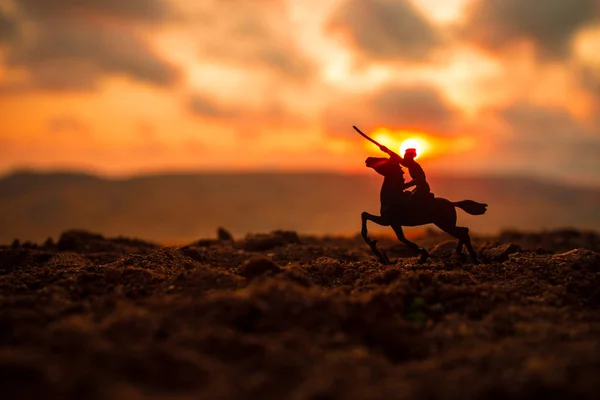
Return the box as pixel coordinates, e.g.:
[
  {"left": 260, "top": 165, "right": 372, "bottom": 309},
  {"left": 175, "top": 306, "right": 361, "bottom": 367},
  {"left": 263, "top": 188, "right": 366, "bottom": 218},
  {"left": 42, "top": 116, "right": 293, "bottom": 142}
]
[{"left": 1, "top": 171, "right": 599, "bottom": 244}]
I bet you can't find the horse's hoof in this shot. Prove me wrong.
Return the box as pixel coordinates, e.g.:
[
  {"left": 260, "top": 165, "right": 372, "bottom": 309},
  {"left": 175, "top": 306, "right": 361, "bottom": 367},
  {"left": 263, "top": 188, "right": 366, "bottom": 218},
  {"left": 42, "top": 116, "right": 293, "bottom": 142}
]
[
  {"left": 376, "top": 256, "right": 390, "bottom": 265},
  {"left": 382, "top": 252, "right": 391, "bottom": 265},
  {"left": 365, "top": 237, "right": 378, "bottom": 247},
  {"left": 471, "top": 258, "right": 480, "bottom": 265},
  {"left": 381, "top": 259, "right": 392, "bottom": 265},
  {"left": 418, "top": 250, "right": 429, "bottom": 264}
]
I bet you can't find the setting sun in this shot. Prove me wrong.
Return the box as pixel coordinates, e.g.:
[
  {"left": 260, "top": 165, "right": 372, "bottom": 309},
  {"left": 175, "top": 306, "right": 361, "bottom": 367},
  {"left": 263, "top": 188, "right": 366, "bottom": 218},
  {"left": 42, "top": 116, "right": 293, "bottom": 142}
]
[
  {"left": 367, "top": 128, "right": 433, "bottom": 159},
  {"left": 400, "top": 139, "right": 424, "bottom": 159}
]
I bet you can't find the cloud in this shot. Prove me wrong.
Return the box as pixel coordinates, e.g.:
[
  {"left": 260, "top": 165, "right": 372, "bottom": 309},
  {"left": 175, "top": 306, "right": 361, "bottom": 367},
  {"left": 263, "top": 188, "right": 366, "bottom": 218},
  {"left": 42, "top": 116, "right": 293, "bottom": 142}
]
[
  {"left": 0, "top": 0, "right": 180, "bottom": 92},
  {"left": 188, "top": 94, "right": 238, "bottom": 120},
  {"left": 18, "top": 0, "right": 174, "bottom": 24},
  {"left": 48, "top": 115, "right": 90, "bottom": 135},
  {"left": 492, "top": 101, "right": 600, "bottom": 182},
  {"left": 577, "top": 63, "right": 600, "bottom": 122},
  {"left": 463, "top": 0, "right": 599, "bottom": 58},
  {"left": 324, "top": 84, "right": 460, "bottom": 136},
  {"left": 494, "top": 135, "right": 600, "bottom": 184},
  {"left": 6, "top": 20, "right": 179, "bottom": 90},
  {"left": 194, "top": 0, "right": 314, "bottom": 82},
  {"left": 187, "top": 92, "right": 305, "bottom": 134},
  {"left": 500, "top": 102, "right": 590, "bottom": 137},
  {"left": 0, "top": 10, "right": 17, "bottom": 44},
  {"left": 328, "top": 0, "right": 440, "bottom": 62}
]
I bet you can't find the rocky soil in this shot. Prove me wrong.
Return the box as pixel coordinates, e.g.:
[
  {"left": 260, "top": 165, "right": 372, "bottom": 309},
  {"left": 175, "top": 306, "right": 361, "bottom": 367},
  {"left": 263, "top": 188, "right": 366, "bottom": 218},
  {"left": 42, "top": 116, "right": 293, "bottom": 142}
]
[{"left": 1, "top": 228, "right": 600, "bottom": 399}]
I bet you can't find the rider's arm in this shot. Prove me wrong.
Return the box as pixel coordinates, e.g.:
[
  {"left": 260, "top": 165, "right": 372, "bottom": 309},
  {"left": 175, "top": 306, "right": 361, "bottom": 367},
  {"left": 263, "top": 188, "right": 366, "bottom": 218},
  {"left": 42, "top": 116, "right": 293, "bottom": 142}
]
[
  {"left": 378, "top": 145, "right": 405, "bottom": 165},
  {"left": 404, "top": 180, "right": 416, "bottom": 189},
  {"left": 405, "top": 163, "right": 427, "bottom": 188}
]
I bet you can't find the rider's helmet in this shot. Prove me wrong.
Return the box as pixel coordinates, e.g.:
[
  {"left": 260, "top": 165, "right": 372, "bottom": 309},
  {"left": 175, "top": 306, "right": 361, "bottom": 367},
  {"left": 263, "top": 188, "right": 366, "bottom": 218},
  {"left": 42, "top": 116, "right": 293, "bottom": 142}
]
[{"left": 404, "top": 148, "right": 417, "bottom": 160}]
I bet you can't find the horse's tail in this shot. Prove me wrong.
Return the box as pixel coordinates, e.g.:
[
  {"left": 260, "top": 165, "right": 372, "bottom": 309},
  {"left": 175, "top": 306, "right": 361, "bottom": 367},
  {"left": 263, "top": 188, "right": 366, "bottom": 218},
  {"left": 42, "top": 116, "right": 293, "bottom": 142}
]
[{"left": 452, "top": 200, "right": 488, "bottom": 216}]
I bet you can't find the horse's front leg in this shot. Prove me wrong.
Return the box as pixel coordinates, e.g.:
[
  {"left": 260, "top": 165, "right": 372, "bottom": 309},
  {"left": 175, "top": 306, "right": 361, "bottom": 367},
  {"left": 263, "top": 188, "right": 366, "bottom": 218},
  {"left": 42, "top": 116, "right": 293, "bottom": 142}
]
[
  {"left": 361, "top": 212, "right": 391, "bottom": 265},
  {"left": 391, "top": 224, "right": 429, "bottom": 264}
]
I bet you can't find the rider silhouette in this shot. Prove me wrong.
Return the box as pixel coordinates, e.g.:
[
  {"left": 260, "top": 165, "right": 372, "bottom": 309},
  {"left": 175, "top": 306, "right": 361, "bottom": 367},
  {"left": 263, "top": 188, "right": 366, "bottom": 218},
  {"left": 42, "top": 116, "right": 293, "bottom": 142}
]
[
  {"left": 355, "top": 125, "right": 487, "bottom": 264},
  {"left": 378, "top": 145, "right": 432, "bottom": 203}
]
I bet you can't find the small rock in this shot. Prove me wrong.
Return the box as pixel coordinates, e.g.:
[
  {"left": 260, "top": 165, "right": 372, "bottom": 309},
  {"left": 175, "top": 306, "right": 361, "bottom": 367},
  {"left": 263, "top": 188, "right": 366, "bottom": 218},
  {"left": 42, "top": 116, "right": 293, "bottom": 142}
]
[
  {"left": 273, "top": 230, "right": 301, "bottom": 244},
  {"left": 241, "top": 231, "right": 301, "bottom": 251},
  {"left": 217, "top": 227, "right": 234, "bottom": 241},
  {"left": 179, "top": 247, "right": 205, "bottom": 262},
  {"left": 552, "top": 248, "right": 600, "bottom": 272},
  {"left": 482, "top": 243, "right": 521, "bottom": 262},
  {"left": 57, "top": 230, "right": 104, "bottom": 252},
  {"left": 281, "top": 263, "right": 312, "bottom": 287},
  {"left": 192, "top": 239, "right": 220, "bottom": 248},
  {"left": 238, "top": 257, "right": 282, "bottom": 279},
  {"left": 430, "top": 241, "right": 457, "bottom": 259}
]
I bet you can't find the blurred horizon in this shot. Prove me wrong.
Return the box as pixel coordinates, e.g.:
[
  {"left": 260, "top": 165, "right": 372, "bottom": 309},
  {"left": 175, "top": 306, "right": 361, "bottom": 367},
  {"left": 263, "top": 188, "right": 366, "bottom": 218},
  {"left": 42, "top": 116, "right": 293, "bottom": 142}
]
[
  {"left": 3, "top": 164, "right": 600, "bottom": 190},
  {"left": 2, "top": 0, "right": 600, "bottom": 185},
  {"left": 2, "top": 170, "right": 600, "bottom": 245}
]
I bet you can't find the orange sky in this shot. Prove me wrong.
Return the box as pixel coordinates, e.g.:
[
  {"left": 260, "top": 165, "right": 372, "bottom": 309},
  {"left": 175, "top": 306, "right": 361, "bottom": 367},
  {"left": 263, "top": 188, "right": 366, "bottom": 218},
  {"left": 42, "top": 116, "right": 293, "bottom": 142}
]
[{"left": 1, "top": 0, "right": 600, "bottom": 184}]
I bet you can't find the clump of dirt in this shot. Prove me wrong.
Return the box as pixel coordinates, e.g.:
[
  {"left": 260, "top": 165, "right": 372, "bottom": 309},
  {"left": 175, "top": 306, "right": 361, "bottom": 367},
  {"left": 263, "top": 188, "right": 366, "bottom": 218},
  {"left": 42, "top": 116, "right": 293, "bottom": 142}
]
[
  {"left": 56, "top": 230, "right": 159, "bottom": 254},
  {"left": 498, "top": 228, "right": 600, "bottom": 253},
  {"left": 238, "top": 257, "right": 282, "bottom": 279},
  {"left": 240, "top": 230, "right": 301, "bottom": 251},
  {"left": 480, "top": 242, "right": 522, "bottom": 262},
  {"left": 1, "top": 228, "right": 600, "bottom": 399}
]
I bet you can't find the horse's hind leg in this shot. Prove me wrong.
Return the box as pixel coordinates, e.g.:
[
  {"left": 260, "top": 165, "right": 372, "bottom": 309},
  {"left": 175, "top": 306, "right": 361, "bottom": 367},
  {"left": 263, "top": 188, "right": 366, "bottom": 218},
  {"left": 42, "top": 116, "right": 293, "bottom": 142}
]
[
  {"left": 361, "top": 212, "right": 391, "bottom": 264},
  {"left": 460, "top": 228, "right": 479, "bottom": 263},
  {"left": 391, "top": 224, "right": 430, "bottom": 264},
  {"left": 436, "top": 224, "right": 479, "bottom": 264},
  {"left": 455, "top": 240, "right": 467, "bottom": 262}
]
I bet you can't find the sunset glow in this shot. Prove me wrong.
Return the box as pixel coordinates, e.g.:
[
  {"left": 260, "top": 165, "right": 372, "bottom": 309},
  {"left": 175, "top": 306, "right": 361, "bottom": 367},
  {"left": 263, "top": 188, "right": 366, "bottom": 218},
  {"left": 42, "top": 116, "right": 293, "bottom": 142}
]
[
  {"left": 368, "top": 128, "right": 433, "bottom": 159},
  {"left": 0, "top": 0, "right": 598, "bottom": 184},
  {"left": 400, "top": 139, "right": 424, "bottom": 159}
]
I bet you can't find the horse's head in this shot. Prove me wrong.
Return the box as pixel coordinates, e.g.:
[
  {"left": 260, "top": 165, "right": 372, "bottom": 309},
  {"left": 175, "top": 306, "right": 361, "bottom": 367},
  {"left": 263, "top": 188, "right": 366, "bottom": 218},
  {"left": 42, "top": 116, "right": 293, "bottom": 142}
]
[{"left": 365, "top": 157, "right": 405, "bottom": 179}]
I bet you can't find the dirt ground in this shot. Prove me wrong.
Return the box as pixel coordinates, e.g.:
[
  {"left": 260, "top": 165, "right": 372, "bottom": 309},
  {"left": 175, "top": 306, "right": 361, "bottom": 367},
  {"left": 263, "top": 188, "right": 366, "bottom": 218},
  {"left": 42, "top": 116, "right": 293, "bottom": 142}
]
[{"left": 1, "top": 228, "right": 600, "bottom": 399}]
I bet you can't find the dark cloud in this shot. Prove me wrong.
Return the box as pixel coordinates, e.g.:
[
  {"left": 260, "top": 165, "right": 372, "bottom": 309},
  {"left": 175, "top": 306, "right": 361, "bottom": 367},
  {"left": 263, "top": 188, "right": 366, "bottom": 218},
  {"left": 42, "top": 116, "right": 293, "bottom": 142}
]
[
  {"left": 564, "top": 139, "right": 600, "bottom": 173},
  {"left": 463, "top": 0, "right": 598, "bottom": 58},
  {"left": 495, "top": 135, "right": 600, "bottom": 183},
  {"left": 188, "top": 94, "right": 238, "bottom": 120},
  {"left": 18, "top": 0, "right": 173, "bottom": 24},
  {"left": 48, "top": 115, "right": 90, "bottom": 135},
  {"left": 187, "top": 92, "right": 306, "bottom": 134},
  {"left": 500, "top": 102, "right": 589, "bottom": 137},
  {"left": 493, "top": 101, "right": 600, "bottom": 182},
  {"left": 579, "top": 65, "right": 600, "bottom": 92},
  {"left": 578, "top": 65, "right": 600, "bottom": 125},
  {"left": 255, "top": 45, "right": 312, "bottom": 80},
  {"left": 328, "top": 0, "right": 440, "bottom": 62},
  {"left": 324, "top": 85, "right": 459, "bottom": 136},
  {"left": 0, "top": 10, "right": 18, "bottom": 44},
  {"left": 5, "top": 20, "right": 179, "bottom": 90},
  {"left": 0, "top": 0, "right": 179, "bottom": 92},
  {"left": 370, "top": 86, "right": 454, "bottom": 127}
]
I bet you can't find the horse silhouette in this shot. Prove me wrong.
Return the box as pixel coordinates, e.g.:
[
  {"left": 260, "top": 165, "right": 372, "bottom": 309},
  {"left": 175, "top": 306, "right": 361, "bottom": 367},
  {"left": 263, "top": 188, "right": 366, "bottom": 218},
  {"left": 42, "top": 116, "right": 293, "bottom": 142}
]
[{"left": 362, "top": 156, "right": 488, "bottom": 264}]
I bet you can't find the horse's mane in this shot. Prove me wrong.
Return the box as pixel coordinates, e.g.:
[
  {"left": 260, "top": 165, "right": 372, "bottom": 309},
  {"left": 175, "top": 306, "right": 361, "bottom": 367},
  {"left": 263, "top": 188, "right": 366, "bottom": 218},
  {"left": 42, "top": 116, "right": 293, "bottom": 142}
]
[{"left": 366, "top": 157, "right": 405, "bottom": 180}]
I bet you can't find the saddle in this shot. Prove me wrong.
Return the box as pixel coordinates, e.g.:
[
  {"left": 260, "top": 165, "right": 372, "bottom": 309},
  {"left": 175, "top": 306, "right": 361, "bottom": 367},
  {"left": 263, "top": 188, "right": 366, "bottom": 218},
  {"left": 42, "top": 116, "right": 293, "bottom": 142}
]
[
  {"left": 406, "top": 191, "right": 436, "bottom": 216},
  {"left": 382, "top": 191, "right": 435, "bottom": 221}
]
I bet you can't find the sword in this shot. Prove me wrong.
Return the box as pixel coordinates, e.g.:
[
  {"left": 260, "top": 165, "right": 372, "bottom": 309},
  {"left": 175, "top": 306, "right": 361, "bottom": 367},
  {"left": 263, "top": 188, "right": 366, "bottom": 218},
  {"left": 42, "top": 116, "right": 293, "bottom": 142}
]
[{"left": 353, "top": 125, "right": 383, "bottom": 147}]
